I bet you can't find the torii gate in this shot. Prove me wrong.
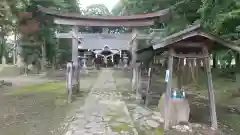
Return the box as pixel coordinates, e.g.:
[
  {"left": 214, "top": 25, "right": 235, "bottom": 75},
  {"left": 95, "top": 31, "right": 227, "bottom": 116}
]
[{"left": 38, "top": 6, "right": 170, "bottom": 93}]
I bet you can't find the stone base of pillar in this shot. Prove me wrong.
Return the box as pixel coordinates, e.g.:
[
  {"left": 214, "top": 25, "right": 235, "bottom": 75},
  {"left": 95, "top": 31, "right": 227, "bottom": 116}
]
[
  {"left": 82, "top": 64, "right": 87, "bottom": 69},
  {"left": 81, "top": 69, "right": 88, "bottom": 74}
]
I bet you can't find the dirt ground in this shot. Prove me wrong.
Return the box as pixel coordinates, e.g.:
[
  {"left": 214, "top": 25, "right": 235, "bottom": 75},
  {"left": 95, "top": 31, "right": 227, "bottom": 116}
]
[
  {"left": 0, "top": 68, "right": 239, "bottom": 135},
  {"left": 0, "top": 70, "right": 98, "bottom": 135}
]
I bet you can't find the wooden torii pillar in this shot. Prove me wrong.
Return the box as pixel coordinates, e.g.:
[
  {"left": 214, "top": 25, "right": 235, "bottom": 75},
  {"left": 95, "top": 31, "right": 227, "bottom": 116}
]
[
  {"left": 56, "top": 29, "right": 83, "bottom": 93},
  {"left": 131, "top": 29, "right": 139, "bottom": 92}
]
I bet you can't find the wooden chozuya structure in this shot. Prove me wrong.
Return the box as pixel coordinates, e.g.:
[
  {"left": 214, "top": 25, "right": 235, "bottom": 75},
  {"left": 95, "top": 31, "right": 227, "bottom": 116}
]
[
  {"left": 37, "top": 6, "right": 170, "bottom": 94},
  {"left": 135, "top": 24, "right": 240, "bottom": 130}
]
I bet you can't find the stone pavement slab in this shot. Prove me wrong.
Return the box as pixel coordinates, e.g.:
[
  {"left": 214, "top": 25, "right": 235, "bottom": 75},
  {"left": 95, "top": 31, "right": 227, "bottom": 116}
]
[{"left": 65, "top": 69, "right": 138, "bottom": 135}]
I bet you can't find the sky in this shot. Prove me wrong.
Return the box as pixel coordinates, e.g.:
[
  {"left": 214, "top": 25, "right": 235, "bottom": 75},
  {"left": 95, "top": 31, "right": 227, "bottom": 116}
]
[{"left": 79, "top": 0, "right": 119, "bottom": 10}]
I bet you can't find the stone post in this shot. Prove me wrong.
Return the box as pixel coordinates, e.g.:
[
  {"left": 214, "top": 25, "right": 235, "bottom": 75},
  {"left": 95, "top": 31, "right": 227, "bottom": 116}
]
[
  {"left": 123, "top": 53, "right": 128, "bottom": 68},
  {"left": 81, "top": 55, "right": 88, "bottom": 74},
  {"left": 66, "top": 62, "right": 73, "bottom": 103}
]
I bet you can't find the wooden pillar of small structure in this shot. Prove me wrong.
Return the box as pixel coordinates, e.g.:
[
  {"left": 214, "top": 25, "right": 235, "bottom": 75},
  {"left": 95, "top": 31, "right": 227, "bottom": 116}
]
[
  {"left": 177, "top": 58, "right": 184, "bottom": 89},
  {"left": 136, "top": 62, "right": 141, "bottom": 99},
  {"left": 203, "top": 45, "right": 218, "bottom": 129},
  {"left": 235, "top": 52, "right": 240, "bottom": 88},
  {"left": 164, "top": 48, "right": 174, "bottom": 129},
  {"left": 71, "top": 26, "right": 80, "bottom": 93},
  {"left": 131, "top": 28, "right": 138, "bottom": 91},
  {"left": 137, "top": 62, "right": 142, "bottom": 92},
  {"left": 145, "top": 64, "right": 153, "bottom": 106}
]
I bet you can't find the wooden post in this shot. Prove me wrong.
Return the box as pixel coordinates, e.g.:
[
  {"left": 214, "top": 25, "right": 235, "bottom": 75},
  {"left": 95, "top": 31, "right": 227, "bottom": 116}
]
[
  {"left": 146, "top": 63, "right": 153, "bottom": 106},
  {"left": 235, "top": 52, "right": 240, "bottom": 88},
  {"left": 203, "top": 46, "right": 218, "bottom": 129},
  {"left": 137, "top": 62, "right": 142, "bottom": 92},
  {"left": 72, "top": 26, "right": 80, "bottom": 93},
  {"left": 41, "top": 38, "right": 46, "bottom": 72},
  {"left": 164, "top": 48, "right": 174, "bottom": 130},
  {"left": 136, "top": 62, "right": 141, "bottom": 99},
  {"left": 177, "top": 58, "right": 184, "bottom": 89}
]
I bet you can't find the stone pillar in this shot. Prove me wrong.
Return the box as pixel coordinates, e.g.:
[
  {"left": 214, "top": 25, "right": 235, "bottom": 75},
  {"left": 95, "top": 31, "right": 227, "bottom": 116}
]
[
  {"left": 1, "top": 56, "right": 6, "bottom": 65},
  {"left": 81, "top": 55, "right": 88, "bottom": 74},
  {"left": 82, "top": 55, "right": 87, "bottom": 69},
  {"left": 66, "top": 62, "right": 73, "bottom": 103},
  {"left": 102, "top": 28, "right": 109, "bottom": 33},
  {"left": 123, "top": 53, "right": 128, "bottom": 68}
]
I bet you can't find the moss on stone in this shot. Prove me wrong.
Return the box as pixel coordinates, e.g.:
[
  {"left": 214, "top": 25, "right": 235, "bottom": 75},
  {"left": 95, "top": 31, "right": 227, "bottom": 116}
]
[
  {"left": 111, "top": 123, "right": 132, "bottom": 133},
  {"left": 155, "top": 128, "right": 164, "bottom": 135}
]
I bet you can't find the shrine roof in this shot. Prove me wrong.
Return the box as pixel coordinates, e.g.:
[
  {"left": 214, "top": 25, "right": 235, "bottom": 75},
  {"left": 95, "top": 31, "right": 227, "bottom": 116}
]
[
  {"left": 38, "top": 6, "right": 169, "bottom": 20},
  {"left": 78, "top": 33, "right": 132, "bottom": 50},
  {"left": 152, "top": 24, "right": 240, "bottom": 52}
]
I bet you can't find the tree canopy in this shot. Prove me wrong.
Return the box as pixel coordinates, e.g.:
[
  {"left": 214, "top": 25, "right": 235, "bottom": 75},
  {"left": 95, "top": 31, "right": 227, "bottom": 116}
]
[
  {"left": 0, "top": 0, "right": 239, "bottom": 69},
  {"left": 112, "top": 0, "right": 240, "bottom": 40}
]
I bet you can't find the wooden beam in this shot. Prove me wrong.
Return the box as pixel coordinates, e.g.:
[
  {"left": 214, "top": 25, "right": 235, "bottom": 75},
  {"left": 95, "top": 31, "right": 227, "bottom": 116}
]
[
  {"left": 164, "top": 47, "right": 174, "bottom": 130},
  {"left": 135, "top": 34, "right": 156, "bottom": 40},
  {"left": 172, "top": 42, "right": 204, "bottom": 48},
  {"left": 171, "top": 53, "right": 208, "bottom": 58},
  {"left": 55, "top": 32, "right": 83, "bottom": 38},
  {"left": 203, "top": 45, "right": 218, "bottom": 130},
  {"left": 54, "top": 17, "right": 155, "bottom": 27}
]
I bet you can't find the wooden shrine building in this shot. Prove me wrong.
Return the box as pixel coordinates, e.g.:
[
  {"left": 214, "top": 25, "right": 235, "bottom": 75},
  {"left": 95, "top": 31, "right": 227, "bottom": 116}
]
[{"left": 136, "top": 24, "right": 240, "bottom": 130}]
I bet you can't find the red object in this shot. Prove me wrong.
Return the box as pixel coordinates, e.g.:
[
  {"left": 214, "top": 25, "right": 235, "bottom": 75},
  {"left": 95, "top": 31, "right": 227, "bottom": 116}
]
[{"left": 18, "top": 12, "right": 32, "bottom": 19}]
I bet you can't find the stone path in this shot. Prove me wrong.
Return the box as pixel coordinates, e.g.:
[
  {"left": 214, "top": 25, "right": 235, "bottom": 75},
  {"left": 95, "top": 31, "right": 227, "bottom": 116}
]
[{"left": 65, "top": 69, "right": 138, "bottom": 135}]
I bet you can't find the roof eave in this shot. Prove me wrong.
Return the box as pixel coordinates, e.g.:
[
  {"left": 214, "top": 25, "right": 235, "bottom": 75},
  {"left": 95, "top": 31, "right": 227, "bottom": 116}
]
[{"left": 38, "top": 6, "right": 169, "bottom": 21}]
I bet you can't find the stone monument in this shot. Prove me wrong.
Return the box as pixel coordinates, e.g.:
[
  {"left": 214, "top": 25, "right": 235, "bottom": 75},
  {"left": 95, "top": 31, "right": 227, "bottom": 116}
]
[
  {"left": 123, "top": 53, "right": 128, "bottom": 69},
  {"left": 158, "top": 90, "right": 190, "bottom": 127}
]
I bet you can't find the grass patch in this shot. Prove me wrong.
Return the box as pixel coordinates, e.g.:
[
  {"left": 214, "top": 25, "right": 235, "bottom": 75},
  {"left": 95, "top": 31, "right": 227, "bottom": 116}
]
[
  {"left": 111, "top": 123, "right": 132, "bottom": 133},
  {"left": 8, "top": 82, "right": 66, "bottom": 95},
  {"left": 155, "top": 128, "right": 164, "bottom": 135}
]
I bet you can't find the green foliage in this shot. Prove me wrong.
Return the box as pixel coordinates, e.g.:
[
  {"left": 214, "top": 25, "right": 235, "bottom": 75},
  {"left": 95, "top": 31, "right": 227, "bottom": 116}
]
[
  {"left": 84, "top": 4, "right": 110, "bottom": 16},
  {"left": 7, "top": 0, "right": 81, "bottom": 69},
  {"left": 112, "top": 0, "right": 240, "bottom": 41},
  {"left": 2, "top": 0, "right": 239, "bottom": 69},
  {"left": 198, "top": 0, "right": 240, "bottom": 38}
]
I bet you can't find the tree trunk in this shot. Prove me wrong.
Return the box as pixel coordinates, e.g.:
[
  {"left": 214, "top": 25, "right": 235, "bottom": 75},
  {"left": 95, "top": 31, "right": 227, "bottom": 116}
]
[
  {"left": 212, "top": 52, "right": 217, "bottom": 68},
  {"left": 41, "top": 39, "right": 46, "bottom": 72},
  {"left": 0, "top": 31, "right": 7, "bottom": 65},
  {"left": 13, "top": 28, "right": 17, "bottom": 65}
]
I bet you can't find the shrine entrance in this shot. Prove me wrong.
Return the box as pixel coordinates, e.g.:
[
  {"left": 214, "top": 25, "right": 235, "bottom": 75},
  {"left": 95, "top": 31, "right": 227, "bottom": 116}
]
[{"left": 38, "top": 5, "right": 169, "bottom": 100}]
